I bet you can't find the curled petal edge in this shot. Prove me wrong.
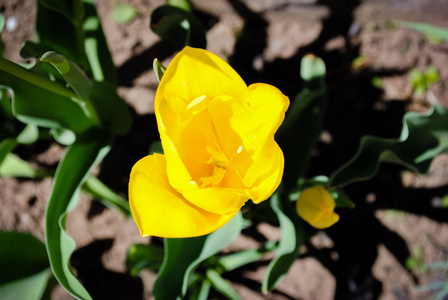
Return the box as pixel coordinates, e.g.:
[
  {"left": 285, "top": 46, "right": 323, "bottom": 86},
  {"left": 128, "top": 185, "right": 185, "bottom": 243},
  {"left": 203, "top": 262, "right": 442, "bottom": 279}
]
[{"left": 129, "top": 154, "right": 238, "bottom": 238}]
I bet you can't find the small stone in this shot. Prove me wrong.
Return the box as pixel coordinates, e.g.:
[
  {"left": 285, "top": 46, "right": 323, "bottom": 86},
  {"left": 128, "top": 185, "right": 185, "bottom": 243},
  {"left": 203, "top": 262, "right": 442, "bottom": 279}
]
[{"left": 6, "top": 17, "right": 18, "bottom": 32}]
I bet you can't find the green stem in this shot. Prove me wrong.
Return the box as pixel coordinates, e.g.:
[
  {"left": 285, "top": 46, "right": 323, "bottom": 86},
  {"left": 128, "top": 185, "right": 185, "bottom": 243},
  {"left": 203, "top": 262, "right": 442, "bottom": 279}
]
[{"left": 0, "top": 58, "right": 77, "bottom": 99}]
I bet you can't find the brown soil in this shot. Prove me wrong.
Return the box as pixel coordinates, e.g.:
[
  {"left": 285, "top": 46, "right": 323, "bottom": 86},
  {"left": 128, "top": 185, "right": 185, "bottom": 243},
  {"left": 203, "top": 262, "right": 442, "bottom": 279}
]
[{"left": 2, "top": 0, "right": 448, "bottom": 299}]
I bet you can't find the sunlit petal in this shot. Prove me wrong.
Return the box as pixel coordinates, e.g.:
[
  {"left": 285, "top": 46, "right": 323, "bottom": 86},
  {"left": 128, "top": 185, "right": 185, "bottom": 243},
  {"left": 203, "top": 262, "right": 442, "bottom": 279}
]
[
  {"left": 156, "top": 46, "right": 247, "bottom": 117},
  {"left": 129, "top": 154, "right": 238, "bottom": 238},
  {"left": 182, "top": 187, "right": 249, "bottom": 215}
]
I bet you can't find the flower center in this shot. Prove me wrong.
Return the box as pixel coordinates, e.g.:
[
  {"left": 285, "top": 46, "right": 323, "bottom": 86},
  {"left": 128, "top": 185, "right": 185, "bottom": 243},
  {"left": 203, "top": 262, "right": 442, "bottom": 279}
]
[{"left": 199, "top": 146, "right": 229, "bottom": 188}]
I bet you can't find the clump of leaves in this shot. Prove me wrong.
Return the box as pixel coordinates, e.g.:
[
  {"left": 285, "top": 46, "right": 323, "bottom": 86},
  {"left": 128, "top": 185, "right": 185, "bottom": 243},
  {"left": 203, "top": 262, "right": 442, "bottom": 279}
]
[{"left": 409, "top": 66, "right": 439, "bottom": 96}]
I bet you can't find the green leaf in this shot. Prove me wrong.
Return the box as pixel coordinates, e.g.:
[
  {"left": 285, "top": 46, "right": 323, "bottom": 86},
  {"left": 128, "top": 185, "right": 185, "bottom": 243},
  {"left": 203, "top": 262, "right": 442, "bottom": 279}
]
[
  {"left": 111, "top": 4, "right": 137, "bottom": 24},
  {"left": 50, "top": 128, "right": 76, "bottom": 145},
  {"left": 0, "top": 62, "right": 95, "bottom": 133},
  {"left": 16, "top": 123, "right": 39, "bottom": 144},
  {"left": 40, "top": 51, "right": 102, "bottom": 128},
  {"left": 39, "top": 0, "right": 83, "bottom": 24},
  {"left": 217, "top": 241, "right": 277, "bottom": 272},
  {"left": 395, "top": 20, "right": 448, "bottom": 42},
  {"left": 82, "top": 175, "right": 131, "bottom": 217},
  {"left": 149, "top": 140, "right": 163, "bottom": 155},
  {"left": 153, "top": 59, "right": 167, "bottom": 83},
  {"left": 330, "top": 104, "right": 448, "bottom": 187},
  {"left": 45, "top": 131, "right": 111, "bottom": 300},
  {"left": 167, "top": 0, "right": 192, "bottom": 12},
  {"left": 126, "top": 244, "right": 164, "bottom": 276},
  {"left": 0, "top": 153, "right": 39, "bottom": 178},
  {"left": 426, "top": 66, "right": 440, "bottom": 84},
  {"left": 0, "top": 139, "right": 18, "bottom": 166},
  {"left": 36, "top": 1, "right": 89, "bottom": 73},
  {"left": 206, "top": 269, "right": 243, "bottom": 300},
  {"left": 83, "top": 0, "right": 117, "bottom": 85},
  {"left": 153, "top": 212, "right": 243, "bottom": 300},
  {"left": 37, "top": 0, "right": 115, "bottom": 85},
  {"left": 331, "top": 189, "right": 355, "bottom": 209},
  {"left": 194, "top": 279, "right": 211, "bottom": 300},
  {"left": 0, "top": 125, "right": 39, "bottom": 177},
  {"left": 88, "top": 81, "right": 131, "bottom": 135},
  {"left": 0, "top": 88, "right": 13, "bottom": 121},
  {"left": 150, "top": 5, "right": 207, "bottom": 49},
  {"left": 262, "top": 191, "right": 303, "bottom": 293},
  {"left": 20, "top": 41, "right": 55, "bottom": 60},
  {"left": 0, "top": 231, "right": 52, "bottom": 299},
  {"left": 0, "top": 269, "right": 52, "bottom": 300},
  {"left": 0, "top": 13, "right": 4, "bottom": 57},
  {"left": 0, "top": 231, "right": 49, "bottom": 284},
  {"left": 40, "top": 51, "right": 93, "bottom": 101},
  {"left": 277, "top": 54, "right": 326, "bottom": 189}
]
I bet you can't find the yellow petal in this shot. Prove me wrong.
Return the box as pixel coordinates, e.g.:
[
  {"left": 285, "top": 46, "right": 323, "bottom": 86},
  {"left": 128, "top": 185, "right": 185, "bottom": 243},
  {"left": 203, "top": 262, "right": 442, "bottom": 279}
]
[
  {"left": 161, "top": 100, "right": 215, "bottom": 193},
  {"left": 296, "top": 186, "right": 339, "bottom": 229},
  {"left": 129, "top": 154, "right": 238, "bottom": 238},
  {"left": 182, "top": 187, "right": 249, "bottom": 215},
  {"left": 247, "top": 141, "right": 284, "bottom": 204},
  {"left": 241, "top": 83, "right": 289, "bottom": 151},
  {"left": 236, "top": 83, "right": 289, "bottom": 189},
  {"left": 155, "top": 46, "right": 247, "bottom": 118}
]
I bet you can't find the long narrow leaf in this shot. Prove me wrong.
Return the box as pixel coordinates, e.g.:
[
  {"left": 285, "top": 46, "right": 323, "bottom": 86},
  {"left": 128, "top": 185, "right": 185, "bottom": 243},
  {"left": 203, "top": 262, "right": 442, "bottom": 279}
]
[
  {"left": 45, "top": 131, "right": 111, "bottom": 300},
  {"left": 36, "top": 1, "right": 89, "bottom": 73},
  {"left": 262, "top": 191, "right": 303, "bottom": 293},
  {"left": 83, "top": 0, "right": 117, "bottom": 85},
  {"left": 0, "top": 154, "right": 40, "bottom": 178},
  {"left": 153, "top": 212, "right": 242, "bottom": 300},
  {"left": 0, "top": 67, "right": 94, "bottom": 133},
  {"left": 40, "top": 51, "right": 93, "bottom": 101},
  {"left": 82, "top": 176, "right": 131, "bottom": 217},
  {"left": 217, "top": 241, "right": 277, "bottom": 272},
  {"left": 395, "top": 20, "right": 448, "bottom": 41},
  {"left": 0, "top": 231, "right": 51, "bottom": 300},
  {"left": 330, "top": 104, "right": 448, "bottom": 187},
  {"left": 0, "top": 269, "right": 52, "bottom": 300},
  {"left": 206, "top": 269, "right": 243, "bottom": 300}
]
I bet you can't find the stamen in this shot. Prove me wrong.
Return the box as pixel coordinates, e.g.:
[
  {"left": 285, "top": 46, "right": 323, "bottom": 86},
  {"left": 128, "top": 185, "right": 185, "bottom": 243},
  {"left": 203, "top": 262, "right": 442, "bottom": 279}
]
[
  {"left": 198, "top": 147, "right": 230, "bottom": 188},
  {"left": 187, "top": 95, "right": 207, "bottom": 110}
]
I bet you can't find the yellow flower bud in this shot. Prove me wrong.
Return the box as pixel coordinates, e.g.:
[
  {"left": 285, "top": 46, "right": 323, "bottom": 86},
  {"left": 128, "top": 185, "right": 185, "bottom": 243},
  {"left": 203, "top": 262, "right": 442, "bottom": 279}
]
[{"left": 296, "top": 186, "right": 339, "bottom": 229}]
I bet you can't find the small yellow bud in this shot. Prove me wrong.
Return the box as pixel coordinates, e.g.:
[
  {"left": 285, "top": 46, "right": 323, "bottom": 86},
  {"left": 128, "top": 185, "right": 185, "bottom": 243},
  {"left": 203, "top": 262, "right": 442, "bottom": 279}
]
[{"left": 296, "top": 186, "right": 339, "bottom": 229}]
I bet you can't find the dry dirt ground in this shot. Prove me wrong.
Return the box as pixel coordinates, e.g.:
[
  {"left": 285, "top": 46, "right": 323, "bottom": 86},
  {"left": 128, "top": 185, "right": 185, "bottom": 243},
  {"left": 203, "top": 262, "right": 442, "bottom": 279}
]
[{"left": 2, "top": 0, "right": 448, "bottom": 299}]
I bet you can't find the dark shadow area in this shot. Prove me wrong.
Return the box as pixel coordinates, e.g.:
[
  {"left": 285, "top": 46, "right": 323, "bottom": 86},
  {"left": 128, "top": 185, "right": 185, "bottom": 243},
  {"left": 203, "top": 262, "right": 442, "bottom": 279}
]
[
  {"left": 117, "top": 41, "right": 176, "bottom": 87},
  {"left": 117, "top": 6, "right": 219, "bottom": 87},
  {"left": 97, "top": 105, "right": 159, "bottom": 197},
  {"left": 72, "top": 239, "right": 143, "bottom": 300},
  {"left": 87, "top": 105, "right": 158, "bottom": 218},
  {"left": 227, "top": 0, "right": 268, "bottom": 85}
]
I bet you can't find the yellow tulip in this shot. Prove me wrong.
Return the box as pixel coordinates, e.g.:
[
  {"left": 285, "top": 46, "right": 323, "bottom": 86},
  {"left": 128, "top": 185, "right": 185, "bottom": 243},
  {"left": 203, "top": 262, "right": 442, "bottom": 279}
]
[
  {"left": 129, "top": 47, "right": 289, "bottom": 238},
  {"left": 296, "top": 186, "right": 339, "bottom": 229}
]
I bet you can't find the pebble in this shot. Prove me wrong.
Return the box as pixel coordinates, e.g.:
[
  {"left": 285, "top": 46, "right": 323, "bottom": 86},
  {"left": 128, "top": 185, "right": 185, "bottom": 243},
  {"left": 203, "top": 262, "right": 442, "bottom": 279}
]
[{"left": 6, "top": 16, "right": 18, "bottom": 32}]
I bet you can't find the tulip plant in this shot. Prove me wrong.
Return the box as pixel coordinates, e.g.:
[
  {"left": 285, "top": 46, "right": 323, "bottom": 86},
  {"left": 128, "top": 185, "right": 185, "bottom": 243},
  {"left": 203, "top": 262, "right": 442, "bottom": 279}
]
[{"left": 2, "top": 1, "right": 448, "bottom": 300}]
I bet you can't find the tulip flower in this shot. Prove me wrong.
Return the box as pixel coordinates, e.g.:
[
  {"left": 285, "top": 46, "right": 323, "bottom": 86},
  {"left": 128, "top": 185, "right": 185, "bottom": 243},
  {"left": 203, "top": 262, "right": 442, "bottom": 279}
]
[
  {"left": 129, "top": 47, "right": 289, "bottom": 238},
  {"left": 296, "top": 186, "right": 339, "bottom": 229}
]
